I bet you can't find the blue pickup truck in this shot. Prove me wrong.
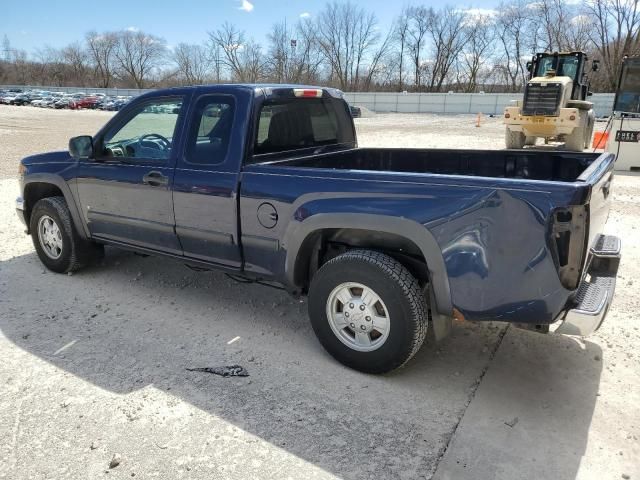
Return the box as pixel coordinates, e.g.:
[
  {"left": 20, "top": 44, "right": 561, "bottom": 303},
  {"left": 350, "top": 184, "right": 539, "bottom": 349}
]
[{"left": 16, "top": 84, "right": 621, "bottom": 373}]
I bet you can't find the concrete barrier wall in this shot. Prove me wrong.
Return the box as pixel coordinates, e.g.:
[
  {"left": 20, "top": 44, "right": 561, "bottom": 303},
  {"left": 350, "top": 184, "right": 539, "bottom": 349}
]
[
  {"left": 343, "top": 92, "right": 616, "bottom": 117},
  {"left": 2, "top": 84, "right": 615, "bottom": 117}
]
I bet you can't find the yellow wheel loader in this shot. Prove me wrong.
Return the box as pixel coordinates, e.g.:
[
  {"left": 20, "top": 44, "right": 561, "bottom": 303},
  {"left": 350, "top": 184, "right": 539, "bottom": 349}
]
[{"left": 504, "top": 51, "right": 599, "bottom": 151}]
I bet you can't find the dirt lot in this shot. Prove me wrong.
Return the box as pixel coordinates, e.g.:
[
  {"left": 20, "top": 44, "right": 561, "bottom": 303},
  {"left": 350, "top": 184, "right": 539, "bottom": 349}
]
[{"left": 0, "top": 105, "right": 638, "bottom": 480}]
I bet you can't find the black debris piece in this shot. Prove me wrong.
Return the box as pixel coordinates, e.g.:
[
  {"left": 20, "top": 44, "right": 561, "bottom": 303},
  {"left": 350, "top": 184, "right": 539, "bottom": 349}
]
[{"left": 186, "top": 365, "right": 249, "bottom": 377}]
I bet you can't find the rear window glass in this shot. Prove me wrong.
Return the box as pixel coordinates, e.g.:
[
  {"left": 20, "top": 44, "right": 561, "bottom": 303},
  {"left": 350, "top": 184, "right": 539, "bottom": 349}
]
[{"left": 253, "top": 97, "right": 355, "bottom": 156}]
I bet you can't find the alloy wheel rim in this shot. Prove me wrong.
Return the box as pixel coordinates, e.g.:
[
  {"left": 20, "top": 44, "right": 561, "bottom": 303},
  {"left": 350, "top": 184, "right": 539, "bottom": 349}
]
[
  {"left": 37, "top": 215, "right": 63, "bottom": 260},
  {"left": 326, "top": 282, "right": 391, "bottom": 352}
]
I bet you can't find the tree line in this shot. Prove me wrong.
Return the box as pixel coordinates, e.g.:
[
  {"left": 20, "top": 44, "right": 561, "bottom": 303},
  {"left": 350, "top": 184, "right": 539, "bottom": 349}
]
[{"left": 1, "top": 0, "right": 638, "bottom": 93}]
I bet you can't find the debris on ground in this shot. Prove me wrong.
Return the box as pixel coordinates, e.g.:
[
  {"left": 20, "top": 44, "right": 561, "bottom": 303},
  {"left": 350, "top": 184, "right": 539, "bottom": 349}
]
[
  {"left": 109, "top": 454, "right": 122, "bottom": 469},
  {"left": 504, "top": 417, "right": 519, "bottom": 428},
  {"left": 186, "top": 365, "right": 249, "bottom": 377}
]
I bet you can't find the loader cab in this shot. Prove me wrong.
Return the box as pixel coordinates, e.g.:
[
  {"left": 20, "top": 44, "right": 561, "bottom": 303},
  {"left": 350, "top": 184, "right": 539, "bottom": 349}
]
[
  {"left": 527, "top": 52, "right": 594, "bottom": 101},
  {"left": 613, "top": 56, "right": 640, "bottom": 115}
]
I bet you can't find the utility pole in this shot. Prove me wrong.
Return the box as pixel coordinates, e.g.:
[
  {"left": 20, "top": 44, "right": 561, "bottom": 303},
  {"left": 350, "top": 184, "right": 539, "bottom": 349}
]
[{"left": 2, "top": 35, "right": 12, "bottom": 62}]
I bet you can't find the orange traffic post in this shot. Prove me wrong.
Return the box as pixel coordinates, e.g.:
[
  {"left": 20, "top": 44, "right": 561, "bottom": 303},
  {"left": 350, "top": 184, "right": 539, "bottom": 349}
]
[{"left": 476, "top": 112, "right": 482, "bottom": 127}]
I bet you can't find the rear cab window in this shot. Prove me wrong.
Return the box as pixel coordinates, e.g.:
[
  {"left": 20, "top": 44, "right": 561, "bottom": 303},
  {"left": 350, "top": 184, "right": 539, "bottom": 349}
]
[{"left": 252, "top": 95, "right": 355, "bottom": 161}]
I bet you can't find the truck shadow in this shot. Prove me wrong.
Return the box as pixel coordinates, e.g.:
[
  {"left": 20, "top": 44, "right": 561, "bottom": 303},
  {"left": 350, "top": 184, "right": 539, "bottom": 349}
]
[{"left": 0, "top": 247, "right": 602, "bottom": 480}]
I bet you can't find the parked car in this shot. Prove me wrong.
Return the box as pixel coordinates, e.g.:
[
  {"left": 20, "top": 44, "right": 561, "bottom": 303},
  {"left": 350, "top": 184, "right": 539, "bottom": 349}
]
[
  {"left": 54, "top": 98, "right": 74, "bottom": 109},
  {"left": 1, "top": 93, "right": 19, "bottom": 104},
  {"left": 70, "top": 96, "right": 100, "bottom": 109},
  {"left": 349, "top": 105, "right": 362, "bottom": 118},
  {"left": 15, "top": 84, "right": 621, "bottom": 373}
]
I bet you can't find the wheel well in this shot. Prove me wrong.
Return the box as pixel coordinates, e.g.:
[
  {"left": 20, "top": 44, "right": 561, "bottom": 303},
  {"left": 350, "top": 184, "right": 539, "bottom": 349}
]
[
  {"left": 294, "top": 228, "right": 430, "bottom": 291},
  {"left": 24, "top": 182, "right": 64, "bottom": 225}
]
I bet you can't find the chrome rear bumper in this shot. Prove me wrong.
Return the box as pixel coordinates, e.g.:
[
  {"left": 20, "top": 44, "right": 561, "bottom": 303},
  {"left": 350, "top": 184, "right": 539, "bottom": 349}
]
[{"left": 555, "top": 234, "right": 620, "bottom": 336}]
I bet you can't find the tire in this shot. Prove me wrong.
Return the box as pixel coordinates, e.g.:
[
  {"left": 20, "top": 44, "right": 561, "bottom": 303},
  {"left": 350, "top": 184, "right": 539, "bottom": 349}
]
[
  {"left": 505, "top": 127, "right": 526, "bottom": 149},
  {"left": 308, "top": 250, "right": 428, "bottom": 374},
  {"left": 30, "top": 196, "right": 102, "bottom": 273},
  {"left": 584, "top": 110, "right": 595, "bottom": 149},
  {"left": 564, "top": 125, "right": 586, "bottom": 151}
]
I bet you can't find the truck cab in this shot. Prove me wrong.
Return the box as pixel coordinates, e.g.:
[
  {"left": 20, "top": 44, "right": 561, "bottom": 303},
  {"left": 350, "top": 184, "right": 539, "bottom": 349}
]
[{"left": 504, "top": 51, "right": 598, "bottom": 151}]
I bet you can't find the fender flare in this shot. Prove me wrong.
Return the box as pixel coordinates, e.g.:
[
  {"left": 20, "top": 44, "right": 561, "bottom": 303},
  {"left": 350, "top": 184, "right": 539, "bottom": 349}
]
[
  {"left": 23, "top": 173, "right": 89, "bottom": 239},
  {"left": 283, "top": 213, "right": 453, "bottom": 316}
]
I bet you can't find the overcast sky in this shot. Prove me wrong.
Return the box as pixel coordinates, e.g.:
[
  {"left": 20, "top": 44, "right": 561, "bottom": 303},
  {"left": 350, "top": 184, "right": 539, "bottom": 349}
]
[{"left": 2, "top": 0, "right": 500, "bottom": 55}]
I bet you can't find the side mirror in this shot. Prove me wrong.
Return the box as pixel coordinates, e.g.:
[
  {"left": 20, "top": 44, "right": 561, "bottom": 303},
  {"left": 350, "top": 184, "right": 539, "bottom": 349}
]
[
  {"left": 69, "top": 135, "right": 94, "bottom": 159},
  {"left": 592, "top": 60, "right": 600, "bottom": 72},
  {"left": 526, "top": 61, "right": 532, "bottom": 73},
  {"left": 587, "top": 91, "right": 593, "bottom": 97}
]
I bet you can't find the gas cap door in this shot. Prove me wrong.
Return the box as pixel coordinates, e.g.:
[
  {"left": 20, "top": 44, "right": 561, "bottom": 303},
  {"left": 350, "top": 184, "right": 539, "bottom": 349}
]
[{"left": 257, "top": 202, "right": 278, "bottom": 229}]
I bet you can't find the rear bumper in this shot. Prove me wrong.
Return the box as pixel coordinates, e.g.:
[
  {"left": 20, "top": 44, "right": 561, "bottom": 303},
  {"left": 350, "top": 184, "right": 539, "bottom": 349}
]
[
  {"left": 554, "top": 234, "right": 620, "bottom": 336},
  {"left": 504, "top": 106, "right": 581, "bottom": 137}
]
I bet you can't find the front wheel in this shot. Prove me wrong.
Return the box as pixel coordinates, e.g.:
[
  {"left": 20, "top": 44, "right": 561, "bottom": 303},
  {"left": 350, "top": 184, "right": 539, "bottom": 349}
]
[
  {"left": 30, "top": 196, "right": 102, "bottom": 273},
  {"left": 308, "top": 250, "right": 428, "bottom": 373},
  {"left": 564, "top": 125, "right": 586, "bottom": 151}
]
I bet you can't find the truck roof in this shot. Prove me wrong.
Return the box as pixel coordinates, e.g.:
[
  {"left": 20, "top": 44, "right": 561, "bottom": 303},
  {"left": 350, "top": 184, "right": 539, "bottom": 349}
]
[{"left": 137, "top": 84, "right": 343, "bottom": 100}]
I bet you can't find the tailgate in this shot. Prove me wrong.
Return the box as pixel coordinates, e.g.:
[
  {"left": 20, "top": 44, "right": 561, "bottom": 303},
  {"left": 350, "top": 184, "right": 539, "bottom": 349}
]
[{"left": 577, "top": 153, "right": 616, "bottom": 252}]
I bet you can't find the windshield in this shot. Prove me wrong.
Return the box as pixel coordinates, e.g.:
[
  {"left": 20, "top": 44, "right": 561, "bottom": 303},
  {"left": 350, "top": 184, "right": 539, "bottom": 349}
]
[{"left": 535, "top": 56, "right": 579, "bottom": 80}]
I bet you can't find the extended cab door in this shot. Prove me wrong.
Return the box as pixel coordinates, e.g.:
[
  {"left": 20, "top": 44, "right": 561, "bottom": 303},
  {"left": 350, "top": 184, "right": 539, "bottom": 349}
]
[
  {"left": 75, "top": 95, "right": 187, "bottom": 253},
  {"left": 172, "top": 92, "right": 245, "bottom": 268}
]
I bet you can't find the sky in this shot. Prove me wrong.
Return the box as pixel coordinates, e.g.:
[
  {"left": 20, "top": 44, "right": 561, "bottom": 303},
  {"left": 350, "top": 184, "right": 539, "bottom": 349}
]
[{"left": 2, "top": 0, "right": 500, "bottom": 56}]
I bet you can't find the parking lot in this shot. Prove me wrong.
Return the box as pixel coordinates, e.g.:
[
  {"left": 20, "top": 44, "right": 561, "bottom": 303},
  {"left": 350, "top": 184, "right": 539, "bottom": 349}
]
[{"left": 0, "top": 105, "right": 638, "bottom": 480}]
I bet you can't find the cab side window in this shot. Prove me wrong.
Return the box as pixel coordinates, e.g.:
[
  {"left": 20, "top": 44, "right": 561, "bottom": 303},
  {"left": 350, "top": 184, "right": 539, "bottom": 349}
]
[
  {"left": 184, "top": 96, "right": 235, "bottom": 165},
  {"left": 101, "top": 98, "right": 182, "bottom": 161}
]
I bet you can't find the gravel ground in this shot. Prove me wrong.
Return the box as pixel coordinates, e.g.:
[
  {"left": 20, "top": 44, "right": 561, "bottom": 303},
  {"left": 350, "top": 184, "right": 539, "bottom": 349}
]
[{"left": 0, "top": 105, "right": 638, "bottom": 479}]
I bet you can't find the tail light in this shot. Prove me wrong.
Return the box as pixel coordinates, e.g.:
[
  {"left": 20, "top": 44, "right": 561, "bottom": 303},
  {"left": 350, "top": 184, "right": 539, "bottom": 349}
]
[
  {"left": 550, "top": 206, "right": 588, "bottom": 289},
  {"left": 293, "top": 88, "right": 323, "bottom": 98}
]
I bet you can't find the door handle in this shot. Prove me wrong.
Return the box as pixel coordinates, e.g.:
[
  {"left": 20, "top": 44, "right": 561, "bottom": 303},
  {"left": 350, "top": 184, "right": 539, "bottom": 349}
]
[{"left": 143, "top": 171, "right": 168, "bottom": 186}]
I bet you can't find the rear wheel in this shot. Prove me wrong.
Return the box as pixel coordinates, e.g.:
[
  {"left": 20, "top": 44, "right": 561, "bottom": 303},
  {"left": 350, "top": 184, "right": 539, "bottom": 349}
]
[
  {"left": 308, "top": 250, "right": 428, "bottom": 373},
  {"left": 505, "top": 127, "right": 526, "bottom": 149},
  {"left": 584, "top": 110, "right": 595, "bottom": 149},
  {"left": 30, "top": 196, "right": 102, "bottom": 273}
]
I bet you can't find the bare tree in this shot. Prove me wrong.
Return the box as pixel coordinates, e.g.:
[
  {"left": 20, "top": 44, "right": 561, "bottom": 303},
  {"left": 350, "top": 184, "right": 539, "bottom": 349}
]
[
  {"left": 407, "top": 6, "right": 430, "bottom": 88},
  {"left": 266, "top": 19, "right": 322, "bottom": 83},
  {"left": 113, "top": 30, "right": 167, "bottom": 88},
  {"left": 495, "top": 0, "right": 532, "bottom": 92},
  {"left": 86, "top": 31, "right": 118, "bottom": 88},
  {"left": 209, "top": 22, "right": 266, "bottom": 82},
  {"left": 586, "top": 0, "right": 640, "bottom": 91},
  {"left": 460, "top": 13, "right": 496, "bottom": 92},
  {"left": 393, "top": 8, "right": 411, "bottom": 90},
  {"left": 426, "top": 7, "right": 469, "bottom": 91},
  {"left": 61, "top": 42, "right": 89, "bottom": 86},
  {"left": 316, "top": 1, "right": 381, "bottom": 90},
  {"left": 173, "top": 43, "right": 212, "bottom": 84}
]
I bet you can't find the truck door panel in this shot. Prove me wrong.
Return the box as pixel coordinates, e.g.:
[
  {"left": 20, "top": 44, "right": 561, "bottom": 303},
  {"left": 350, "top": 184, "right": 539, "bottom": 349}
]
[
  {"left": 172, "top": 93, "right": 243, "bottom": 268},
  {"left": 76, "top": 97, "right": 186, "bottom": 253}
]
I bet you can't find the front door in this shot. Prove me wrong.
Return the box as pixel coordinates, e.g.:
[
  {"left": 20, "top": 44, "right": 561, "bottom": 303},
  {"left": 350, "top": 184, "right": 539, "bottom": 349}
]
[{"left": 76, "top": 96, "right": 186, "bottom": 254}]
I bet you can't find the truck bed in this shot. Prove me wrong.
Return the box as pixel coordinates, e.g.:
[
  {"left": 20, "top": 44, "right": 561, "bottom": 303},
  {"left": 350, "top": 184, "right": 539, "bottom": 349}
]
[{"left": 258, "top": 148, "right": 601, "bottom": 182}]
